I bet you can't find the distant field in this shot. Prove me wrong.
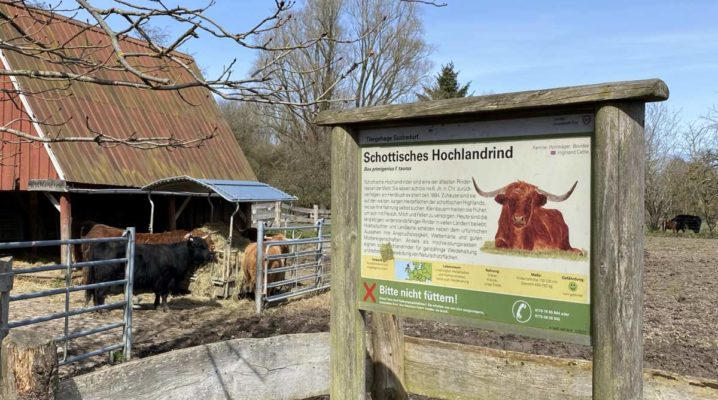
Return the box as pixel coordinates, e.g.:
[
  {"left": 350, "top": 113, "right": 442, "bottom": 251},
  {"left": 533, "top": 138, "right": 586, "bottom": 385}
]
[{"left": 646, "top": 229, "right": 717, "bottom": 239}]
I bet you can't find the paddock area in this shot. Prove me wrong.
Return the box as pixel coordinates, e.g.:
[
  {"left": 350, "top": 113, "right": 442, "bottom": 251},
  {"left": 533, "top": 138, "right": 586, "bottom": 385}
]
[{"left": 6, "top": 235, "right": 716, "bottom": 384}]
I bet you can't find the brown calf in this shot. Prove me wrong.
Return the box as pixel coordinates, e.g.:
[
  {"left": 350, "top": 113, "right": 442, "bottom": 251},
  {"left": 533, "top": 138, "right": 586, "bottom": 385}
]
[{"left": 241, "top": 234, "right": 290, "bottom": 297}]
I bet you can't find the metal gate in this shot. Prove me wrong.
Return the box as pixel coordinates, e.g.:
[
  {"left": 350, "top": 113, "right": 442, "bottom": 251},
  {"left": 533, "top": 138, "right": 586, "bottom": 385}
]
[
  {"left": 255, "top": 219, "right": 331, "bottom": 313},
  {"left": 0, "top": 228, "right": 135, "bottom": 367}
]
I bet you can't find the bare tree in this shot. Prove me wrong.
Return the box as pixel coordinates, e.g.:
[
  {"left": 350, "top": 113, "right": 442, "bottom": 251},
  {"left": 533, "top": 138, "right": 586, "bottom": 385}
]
[
  {"left": 643, "top": 103, "right": 680, "bottom": 230},
  {"left": 347, "top": 0, "right": 432, "bottom": 107},
  {"left": 230, "top": 0, "right": 432, "bottom": 205},
  {"left": 219, "top": 101, "right": 274, "bottom": 176},
  {"left": 250, "top": 0, "right": 346, "bottom": 146},
  {"left": 0, "top": 0, "right": 430, "bottom": 151},
  {"left": 681, "top": 118, "right": 718, "bottom": 234},
  {"left": 699, "top": 106, "right": 718, "bottom": 169},
  {"left": 662, "top": 157, "right": 691, "bottom": 215}
]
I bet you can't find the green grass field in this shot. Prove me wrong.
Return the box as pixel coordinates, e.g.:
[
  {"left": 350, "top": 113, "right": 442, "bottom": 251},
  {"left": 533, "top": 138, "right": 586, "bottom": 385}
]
[{"left": 480, "top": 241, "right": 588, "bottom": 261}]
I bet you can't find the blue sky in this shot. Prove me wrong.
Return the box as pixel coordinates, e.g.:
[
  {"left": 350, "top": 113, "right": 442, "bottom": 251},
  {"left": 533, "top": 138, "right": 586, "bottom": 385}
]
[
  {"left": 419, "top": 1, "right": 718, "bottom": 122},
  {"left": 88, "top": 1, "right": 718, "bottom": 123}
]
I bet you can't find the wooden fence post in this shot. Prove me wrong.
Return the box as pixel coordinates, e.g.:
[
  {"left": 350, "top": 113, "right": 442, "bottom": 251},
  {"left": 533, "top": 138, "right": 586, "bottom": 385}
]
[
  {"left": 168, "top": 196, "right": 177, "bottom": 231},
  {"left": 274, "top": 201, "right": 282, "bottom": 227},
  {"left": 313, "top": 205, "right": 319, "bottom": 223},
  {"left": 330, "top": 125, "right": 366, "bottom": 399},
  {"left": 1, "top": 330, "right": 58, "bottom": 400},
  {"left": 59, "top": 193, "right": 72, "bottom": 265},
  {"left": 592, "top": 102, "right": 646, "bottom": 400}
]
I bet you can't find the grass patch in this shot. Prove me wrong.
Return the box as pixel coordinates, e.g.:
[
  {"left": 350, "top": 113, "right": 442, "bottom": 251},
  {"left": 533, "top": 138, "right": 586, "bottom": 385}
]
[{"left": 480, "top": 241, "right": 588, "bottom": 261}]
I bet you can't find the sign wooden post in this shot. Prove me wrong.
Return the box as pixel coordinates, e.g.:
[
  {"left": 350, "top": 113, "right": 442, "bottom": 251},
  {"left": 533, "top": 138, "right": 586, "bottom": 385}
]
[
  {"left": 330, "top": 125, "right": 366, "bottom": 399},
  {"left": 592, "top": 102, "right": 646, "bottom": 399},
  {"left": 319, "top": 79, "right": 668, "bottom": 399}
]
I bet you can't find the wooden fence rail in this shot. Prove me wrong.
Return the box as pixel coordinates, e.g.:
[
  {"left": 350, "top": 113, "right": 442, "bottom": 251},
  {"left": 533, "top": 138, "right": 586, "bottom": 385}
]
[
  {"left": 252, "top": 202, "right": 331, "bottom": 227},
  {"left": 58, "top": 334, "right": 331, "bottom": 400},
  {"left": 56, "top": 333, "right": 717, "bottom": 400}
]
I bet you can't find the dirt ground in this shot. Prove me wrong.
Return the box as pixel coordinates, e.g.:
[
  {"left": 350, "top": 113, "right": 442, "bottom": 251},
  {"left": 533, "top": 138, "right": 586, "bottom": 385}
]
[{"left": 8, "top": 235, "right": 717, "bottom": 382}]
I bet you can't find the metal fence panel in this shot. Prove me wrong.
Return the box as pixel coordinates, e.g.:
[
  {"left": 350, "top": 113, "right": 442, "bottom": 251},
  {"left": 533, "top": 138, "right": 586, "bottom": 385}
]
[
  {"left": 255, "top": 219, "right": 331, "bottom": 313},
  {"left": 0, "top": 229, "right": 135, "bottom": 368}
]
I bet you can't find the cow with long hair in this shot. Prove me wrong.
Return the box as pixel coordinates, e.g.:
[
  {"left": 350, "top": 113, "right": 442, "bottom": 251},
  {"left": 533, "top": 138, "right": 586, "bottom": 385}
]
[
  {"left": 86, "top": 234, "right": 215, "bottom": 311},
  {"left": 473, "top": 178, "right": 582, "bottom": 254},
  {"left": 241, "top": 234, "right": 291, "bottom": 298}
]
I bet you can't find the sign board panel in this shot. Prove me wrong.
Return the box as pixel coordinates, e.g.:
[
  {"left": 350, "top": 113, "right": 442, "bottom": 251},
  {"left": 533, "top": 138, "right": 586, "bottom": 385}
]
[{"left": 358, "top": 114, "right": 593, "bottom": 343}]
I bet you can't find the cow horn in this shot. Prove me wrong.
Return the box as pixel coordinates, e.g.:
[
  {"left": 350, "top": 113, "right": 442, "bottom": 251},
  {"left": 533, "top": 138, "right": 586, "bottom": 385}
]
[
  {"left": 537, "top": 181, "right": 578, "bottom": 202},
  {"left": 472, "top": 177, "right": 506, "bottom": 198}
]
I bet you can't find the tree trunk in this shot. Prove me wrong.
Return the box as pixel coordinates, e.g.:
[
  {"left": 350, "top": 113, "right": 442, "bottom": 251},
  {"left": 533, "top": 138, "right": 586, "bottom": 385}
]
[{"left": 1, "top": 330, "right": 58, "bottom": 400}]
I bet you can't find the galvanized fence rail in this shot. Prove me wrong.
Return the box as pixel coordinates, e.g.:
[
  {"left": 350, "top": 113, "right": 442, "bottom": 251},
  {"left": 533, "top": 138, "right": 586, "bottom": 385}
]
[
  {"left": 0, "top": 228, "right": 135, "bottom": 367},
  {"left": 255, "top": 220, "right": 331, "bottom": 313}
]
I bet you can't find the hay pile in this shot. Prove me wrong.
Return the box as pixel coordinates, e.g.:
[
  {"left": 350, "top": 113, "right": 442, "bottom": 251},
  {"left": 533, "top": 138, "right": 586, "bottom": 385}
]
[{"left": 188, "top": 222, "right": 252, "bottom": 299}]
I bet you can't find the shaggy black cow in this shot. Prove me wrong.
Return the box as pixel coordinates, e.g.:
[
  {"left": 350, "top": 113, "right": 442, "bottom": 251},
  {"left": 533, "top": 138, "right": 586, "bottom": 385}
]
[
  {"left": 86, "top": 236, "right": 214, "bottom": 311},
  {"left": 670, "top": 215, "right": 702, "bottom": 234}
]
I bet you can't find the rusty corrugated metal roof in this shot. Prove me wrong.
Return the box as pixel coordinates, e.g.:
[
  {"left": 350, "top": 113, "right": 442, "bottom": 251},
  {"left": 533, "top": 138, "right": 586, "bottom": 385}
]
[{"left": 0, "top": 2, "right": 256, "bottom": 187}]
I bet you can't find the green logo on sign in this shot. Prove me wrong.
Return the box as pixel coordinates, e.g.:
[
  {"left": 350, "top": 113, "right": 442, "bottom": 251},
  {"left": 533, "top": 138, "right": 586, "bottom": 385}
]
[{"left": 568, "top": 281, "right": 578, "bottom": 292}]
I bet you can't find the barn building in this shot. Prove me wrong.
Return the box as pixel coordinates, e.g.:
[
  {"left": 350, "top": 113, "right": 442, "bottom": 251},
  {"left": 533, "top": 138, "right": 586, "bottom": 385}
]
[{"left": 0, "top": 3, "right": 290, "bottom": 250}]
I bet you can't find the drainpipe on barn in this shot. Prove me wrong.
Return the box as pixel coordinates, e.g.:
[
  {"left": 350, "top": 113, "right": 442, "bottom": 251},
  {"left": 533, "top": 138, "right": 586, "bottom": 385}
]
[
  {"left": 207, "top": 194, "right": 214, "bottom": 222},
  {"left": 225, "top": 203, "right": 240, "bottom": 298},
  {"left": 147, "top": 192, "right": 155, "bottom": 233}
]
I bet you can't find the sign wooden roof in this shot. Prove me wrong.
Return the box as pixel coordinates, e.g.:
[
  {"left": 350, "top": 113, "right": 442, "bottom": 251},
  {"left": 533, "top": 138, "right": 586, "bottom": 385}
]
[{"left": 316, "top": 79, "right": 669, "bottom": 127}]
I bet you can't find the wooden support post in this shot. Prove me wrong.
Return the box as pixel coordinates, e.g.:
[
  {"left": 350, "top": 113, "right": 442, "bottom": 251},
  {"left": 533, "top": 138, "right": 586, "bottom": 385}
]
[
  {"left": 313, "top": 204, "right": 319, "bottom": 223},
  {"left": 330, "top": 125, "right": 366, "bottom": 399},
  {"left": 28, "top": 193, "right": 39, "bottom": 245},
  {"left": 174, "top": 197, "right": 191, "bottom": 227},
  {"left": 59, "top": 193, "right": 72, "bottom": 266},
  {"left": 274, "top": 201, "right": 282, "bottom": 227},
  {"left": 0, "top": 330, "right": 58, "bottom": 400},
  {"left": 168, "top": 196, "right": 177, "bottom": 231},
  {"left": 592, "top": 102, "right": 646, "bottom": 400},
  {"left": 371, "top": 312, "right": 407, "bottom": 399},
  {"left": 240, "top": 203, "right": 252, "bottom": 230}
]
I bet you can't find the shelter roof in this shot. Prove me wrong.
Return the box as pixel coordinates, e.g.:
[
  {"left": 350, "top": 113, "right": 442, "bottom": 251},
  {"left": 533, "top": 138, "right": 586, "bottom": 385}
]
[
  {"left": 143, "top": 176, "right": 296, "bottom": 203},
  {"left": 0, "top": 2, "right": 256, "bottom": 187}
]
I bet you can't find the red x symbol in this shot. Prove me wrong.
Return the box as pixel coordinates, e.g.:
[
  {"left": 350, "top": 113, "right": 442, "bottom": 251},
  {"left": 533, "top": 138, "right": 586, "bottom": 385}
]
[{"left": 362, "top": 282, "right": 377, "bottom": 303}]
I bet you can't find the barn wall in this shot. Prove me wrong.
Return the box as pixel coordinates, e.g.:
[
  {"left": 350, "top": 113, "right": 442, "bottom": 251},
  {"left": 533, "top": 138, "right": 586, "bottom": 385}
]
[
  {"left": 0, "top": 58, "right": 60, "bottom": 191},
  {"left": 0, "top": 192, "right": 60, "bottom": 259},
  {"left": 0, "top": 191, "right": 248, "bottom": 246},
  {"left": 0, "top": 192, "right": 57, "bottom": 241}
]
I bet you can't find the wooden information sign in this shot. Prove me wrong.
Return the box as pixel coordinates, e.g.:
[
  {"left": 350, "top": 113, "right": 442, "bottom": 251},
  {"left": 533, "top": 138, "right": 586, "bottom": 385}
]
[{"left": 317, "top": 79, "right": 669, "bottom": 400}]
